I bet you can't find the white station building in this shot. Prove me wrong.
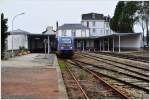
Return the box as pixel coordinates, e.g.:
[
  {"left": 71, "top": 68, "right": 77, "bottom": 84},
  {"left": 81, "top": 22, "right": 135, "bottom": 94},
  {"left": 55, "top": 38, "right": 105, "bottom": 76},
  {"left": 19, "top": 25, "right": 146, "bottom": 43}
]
[
  {"left": 7, "top": 13, "right": 143, "bottom": 54},
  {"left": 7, "top": 29, "right": 29, "bottom": 50},
  {"left": 57, "top": 13, "right": 143, "bottom": 52}
]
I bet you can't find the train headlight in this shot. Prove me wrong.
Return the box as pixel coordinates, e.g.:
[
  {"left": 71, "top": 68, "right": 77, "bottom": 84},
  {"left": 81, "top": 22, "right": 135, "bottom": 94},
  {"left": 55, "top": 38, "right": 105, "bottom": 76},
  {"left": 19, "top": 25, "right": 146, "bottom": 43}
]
[{"left": 61, "top": 47, "right": 64, "bottom": 49}]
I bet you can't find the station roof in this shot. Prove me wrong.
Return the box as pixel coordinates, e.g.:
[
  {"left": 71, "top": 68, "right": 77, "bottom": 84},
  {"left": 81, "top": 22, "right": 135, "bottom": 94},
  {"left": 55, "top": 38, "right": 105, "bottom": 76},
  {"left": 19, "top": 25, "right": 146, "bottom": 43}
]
[
  {"left": 58, "top": 24, "right": 89, "bottom": 30},
  {"left": 97, "top": 33, "right": 141, "bottom": 38},
  {"left": 8, "top": 29, "right": 30, "bottom": 35},
  {"left": 82, "top": 13, "right": 111, "bottom": 21},
  {"left": 75, "top": 36, "right": 98, "bottom": 39},
  {"left": 75, "top": 33, "right": 141, "bottom": 40}
]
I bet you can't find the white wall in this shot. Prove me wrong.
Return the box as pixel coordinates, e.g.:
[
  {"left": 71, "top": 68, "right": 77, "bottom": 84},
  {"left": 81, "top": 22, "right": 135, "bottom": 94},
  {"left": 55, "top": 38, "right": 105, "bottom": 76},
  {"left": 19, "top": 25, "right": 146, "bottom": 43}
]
[
  {"left": 114, "top": 34, "right": 142, "bottom": 48},
  {"left": 7, "top": 34, "right": 28, "bottom": 50},
  {"left": 81, "top": 20, "right": 112, "bottom": 37},
  {"left": 57, "top": 29, "right": 89, "bottom": 37},
  {"left": 44, "top": 26, "right": 55, "bottom": 35}
]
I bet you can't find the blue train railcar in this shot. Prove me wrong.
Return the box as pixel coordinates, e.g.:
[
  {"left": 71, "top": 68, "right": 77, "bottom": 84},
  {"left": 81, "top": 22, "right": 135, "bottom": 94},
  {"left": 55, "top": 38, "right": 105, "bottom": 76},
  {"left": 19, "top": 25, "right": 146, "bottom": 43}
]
[{"left": 57, "top": 36, "right": 74, "bottom": 57}]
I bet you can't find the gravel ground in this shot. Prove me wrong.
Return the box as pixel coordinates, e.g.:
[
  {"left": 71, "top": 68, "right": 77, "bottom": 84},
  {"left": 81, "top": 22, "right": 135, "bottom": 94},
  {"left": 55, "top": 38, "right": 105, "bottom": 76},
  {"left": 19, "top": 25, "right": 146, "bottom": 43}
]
[
  {"left": 65, "top": 61, "right": 123, "bottom": 99},
  {"left": 84, "top": 52, "right": 149, "bottom": 69},
  {"left": 73, "top": 53, "right": 149, "bottom": 99}
]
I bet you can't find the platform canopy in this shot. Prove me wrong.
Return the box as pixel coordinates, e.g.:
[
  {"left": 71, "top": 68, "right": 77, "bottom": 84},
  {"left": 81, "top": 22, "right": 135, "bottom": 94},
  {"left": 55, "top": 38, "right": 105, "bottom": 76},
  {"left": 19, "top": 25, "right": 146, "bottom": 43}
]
[{"left": 97, "top": 33, "right": 141, "bottom": 38}]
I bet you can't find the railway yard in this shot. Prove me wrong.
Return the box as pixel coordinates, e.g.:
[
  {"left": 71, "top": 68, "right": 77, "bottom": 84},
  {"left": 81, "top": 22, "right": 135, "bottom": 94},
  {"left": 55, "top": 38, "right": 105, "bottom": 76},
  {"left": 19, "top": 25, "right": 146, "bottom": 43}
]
[
  {"left": 59, "top": 51, "right": 149, "bottom": 99},
  {"left": 1, "top": 50, "right": 149, "bottom": 99}
]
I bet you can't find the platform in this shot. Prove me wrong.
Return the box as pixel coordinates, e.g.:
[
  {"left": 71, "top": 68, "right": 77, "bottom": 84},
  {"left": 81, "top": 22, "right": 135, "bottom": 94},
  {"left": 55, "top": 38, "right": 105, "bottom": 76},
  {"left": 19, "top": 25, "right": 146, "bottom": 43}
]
[{"left": 1, "top": 53, "right": 68, "bottom": 99}]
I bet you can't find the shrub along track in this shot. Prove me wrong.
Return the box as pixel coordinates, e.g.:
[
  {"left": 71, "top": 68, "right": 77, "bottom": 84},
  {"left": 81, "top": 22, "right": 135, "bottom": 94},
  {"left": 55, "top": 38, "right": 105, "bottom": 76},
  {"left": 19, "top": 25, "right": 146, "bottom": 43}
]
[
  {"left": 63, "top": 59, "right": 128, "bottom": 99},
  {"left": 72, "top": 52, "right": 149, "bottom": 98}
]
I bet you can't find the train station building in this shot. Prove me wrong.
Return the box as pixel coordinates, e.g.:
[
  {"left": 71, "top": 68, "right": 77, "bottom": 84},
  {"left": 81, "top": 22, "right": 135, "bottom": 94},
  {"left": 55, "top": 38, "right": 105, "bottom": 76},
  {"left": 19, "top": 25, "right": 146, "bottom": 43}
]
[
  {"left": 57, "top": 13, "right": 143, "bottom": 52},
  {"left": 7, "top": 13, "right": 143, "bottom": 54}
]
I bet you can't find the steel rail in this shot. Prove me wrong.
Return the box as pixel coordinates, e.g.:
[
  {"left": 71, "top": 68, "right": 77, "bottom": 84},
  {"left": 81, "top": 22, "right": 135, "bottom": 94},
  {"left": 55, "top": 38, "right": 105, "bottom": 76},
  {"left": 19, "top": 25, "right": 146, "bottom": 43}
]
[
  {"left": 70, "top": 60, "right": 149, "bottom": 94},
  {"left": 80, "top": 52, "right": 149, "bottom": 71},
  {"left": 77, "top": 52, "right": 149, "bottom": 73},
  {"left": 94, "top": 51, "right": 149, "bottom": 63},
  {"left": 76, "top": 53, "right": 148, "bottom": 78},
  {"left": 65, "top": 62, "right": 89, "bottom": 99},
  {"left": 74, "top": 59, "right": 149, "bottom": 82},
  {"left": 67, "top": 60, "right": 129, "bottom": 99}
]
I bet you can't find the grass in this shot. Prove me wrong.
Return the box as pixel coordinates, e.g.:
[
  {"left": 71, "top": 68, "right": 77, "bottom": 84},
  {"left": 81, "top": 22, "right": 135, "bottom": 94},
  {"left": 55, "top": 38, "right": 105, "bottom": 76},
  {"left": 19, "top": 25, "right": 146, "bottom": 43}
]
[
  {"left": 79, "top": 70, "right": 86, "bottom": 80},
  {"left": 58, "top": 60, "right": 66, "bottom": 70}
]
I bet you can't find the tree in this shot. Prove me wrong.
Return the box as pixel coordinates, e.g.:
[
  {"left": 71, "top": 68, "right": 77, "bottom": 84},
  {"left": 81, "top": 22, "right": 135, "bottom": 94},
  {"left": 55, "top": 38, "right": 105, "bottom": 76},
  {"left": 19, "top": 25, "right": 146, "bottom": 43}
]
[
  {"left": 110, "top": 1, "right": 139, "bottom": 33},
  {"left": 110, "top": 1, "right": 125, "bottom": 33},
  {"left": 1, "top": 13, "right": 8, "bottom": 59},
  {"left": 137, "top": 1, "right": 149, "bottom": 47}
]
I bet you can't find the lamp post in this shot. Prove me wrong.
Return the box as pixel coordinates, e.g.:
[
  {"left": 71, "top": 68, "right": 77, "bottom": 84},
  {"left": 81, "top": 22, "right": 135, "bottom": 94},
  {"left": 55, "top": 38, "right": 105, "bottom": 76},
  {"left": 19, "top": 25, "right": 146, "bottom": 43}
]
[{"left": 11, "top": 12, "right": 25, "bottom": 56}]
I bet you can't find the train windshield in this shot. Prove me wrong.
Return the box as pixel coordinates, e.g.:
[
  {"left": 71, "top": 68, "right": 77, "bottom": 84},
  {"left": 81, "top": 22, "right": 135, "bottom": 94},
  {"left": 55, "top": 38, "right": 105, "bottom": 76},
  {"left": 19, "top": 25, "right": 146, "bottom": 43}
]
[{"left": 61, "top": 38, "right": 72, "bottom": 44}]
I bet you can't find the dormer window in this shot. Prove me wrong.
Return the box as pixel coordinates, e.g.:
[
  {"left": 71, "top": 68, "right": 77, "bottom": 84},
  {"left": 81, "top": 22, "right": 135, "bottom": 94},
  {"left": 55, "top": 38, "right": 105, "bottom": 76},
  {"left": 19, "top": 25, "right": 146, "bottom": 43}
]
[{"left": 92, "top": 13, "right": 95, "bottom": 19}]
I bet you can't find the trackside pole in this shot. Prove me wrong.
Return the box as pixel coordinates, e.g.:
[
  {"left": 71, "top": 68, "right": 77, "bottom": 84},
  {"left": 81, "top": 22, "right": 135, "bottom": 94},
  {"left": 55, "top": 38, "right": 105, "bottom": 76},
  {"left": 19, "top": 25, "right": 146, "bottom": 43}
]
[
  {"left": 48, "top": 36, "right": 50, "bottom": 54},
  {"left": 119, "top": 35, "right": 120, "bottom": 53},
  {"left": 99, "top": 40, "right": 101, "bottom": 51},
  {"left": 108, "top": 38, "right": 109, "bottom": 51},
  {"left": 113, "top": 36, "right": 114, "bottom": 52}
]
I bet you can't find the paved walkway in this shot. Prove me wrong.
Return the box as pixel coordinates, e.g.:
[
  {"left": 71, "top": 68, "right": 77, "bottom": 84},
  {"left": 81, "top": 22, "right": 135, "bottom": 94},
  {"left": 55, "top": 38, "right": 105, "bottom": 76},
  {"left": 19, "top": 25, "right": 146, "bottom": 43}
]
[{"left": 1, "top": 53, "right": 67, "bottom": 99}]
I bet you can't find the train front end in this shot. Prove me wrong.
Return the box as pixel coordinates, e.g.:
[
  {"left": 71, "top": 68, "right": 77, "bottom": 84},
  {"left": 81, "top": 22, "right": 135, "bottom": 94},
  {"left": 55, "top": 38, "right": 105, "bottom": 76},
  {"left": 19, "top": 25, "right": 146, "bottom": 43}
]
[{"left": 57, "top": 36, "right": 74, "bottom": 58}]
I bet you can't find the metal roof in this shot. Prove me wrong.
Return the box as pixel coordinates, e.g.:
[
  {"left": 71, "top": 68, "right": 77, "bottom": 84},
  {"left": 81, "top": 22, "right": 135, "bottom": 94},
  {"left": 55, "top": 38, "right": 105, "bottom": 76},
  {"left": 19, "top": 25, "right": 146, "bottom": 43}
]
[
  {"left": 58, "top": 24, "right": 89, "bottom": 30},
  {"left": 82, "top": 13, "right": 111, "bottom": 21},
  {"left": 97, "top": 33, "right": 141, "bottom": 38},
  {"left": 8, "top": 29, "right": 30, "bottom": 35}
]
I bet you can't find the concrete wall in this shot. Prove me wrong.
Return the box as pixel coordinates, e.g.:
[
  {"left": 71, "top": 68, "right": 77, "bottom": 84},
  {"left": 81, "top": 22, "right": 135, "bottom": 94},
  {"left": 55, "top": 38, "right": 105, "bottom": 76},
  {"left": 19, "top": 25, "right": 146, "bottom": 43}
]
[
  {"left": 114, "top": 34, "right": 142, "bottom": 49},
  {"left": 7, "top": 34, "right": 28, "bottom": 50}
]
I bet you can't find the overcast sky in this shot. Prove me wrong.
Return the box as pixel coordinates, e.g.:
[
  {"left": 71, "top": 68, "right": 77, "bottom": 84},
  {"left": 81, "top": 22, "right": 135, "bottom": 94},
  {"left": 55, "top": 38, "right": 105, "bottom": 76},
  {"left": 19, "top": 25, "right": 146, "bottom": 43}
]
[{"left": 0, "top": 0, "right": 142, "bottom": 33}]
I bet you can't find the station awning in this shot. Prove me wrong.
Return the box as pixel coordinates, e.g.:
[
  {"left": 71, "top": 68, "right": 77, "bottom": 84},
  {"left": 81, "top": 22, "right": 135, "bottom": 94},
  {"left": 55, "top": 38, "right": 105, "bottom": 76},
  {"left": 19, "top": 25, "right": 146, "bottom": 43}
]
[{"left": 97, "top": 33, "right": 141, "bottom": 39}]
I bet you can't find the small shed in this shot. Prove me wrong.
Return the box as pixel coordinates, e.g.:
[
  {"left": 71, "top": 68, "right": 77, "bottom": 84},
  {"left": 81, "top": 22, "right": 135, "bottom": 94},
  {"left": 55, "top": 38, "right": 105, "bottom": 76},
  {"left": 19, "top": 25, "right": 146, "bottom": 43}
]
[{"left": 7, "top": 29, "right": 29, "bottom": 51}]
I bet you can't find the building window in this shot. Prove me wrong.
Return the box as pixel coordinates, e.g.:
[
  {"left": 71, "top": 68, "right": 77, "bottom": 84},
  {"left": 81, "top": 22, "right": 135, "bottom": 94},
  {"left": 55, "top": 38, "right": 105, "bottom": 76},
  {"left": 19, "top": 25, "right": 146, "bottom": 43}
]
[
  {"left": 106, "top": 30, "right": 109, "bottom": 35},
  {"left": 87, "top": 21, "right": 89, "bottom": 27},
  {"left": 72, "top": 30, "right": 76, "bottom": 37},
  {"left": 62, "top": 30, "right": 66, "bottom": 36},
  {"left": 81, "top": 21, "right": 84, "bottom": 25},
  {"left": 92, "top": 21, "right": 95, "bottom": 26},
  {"left": 106, "top": 23, "right": 109, "bottom": 28},
  {"left": 93, "top": 29, "right": 95, "bottom": 33},
  {"left": 100, "top": 29, "right": 103, "bottom": 33},
  {"left": 81, "top": 30, "right": 86, "bottom": 37}
]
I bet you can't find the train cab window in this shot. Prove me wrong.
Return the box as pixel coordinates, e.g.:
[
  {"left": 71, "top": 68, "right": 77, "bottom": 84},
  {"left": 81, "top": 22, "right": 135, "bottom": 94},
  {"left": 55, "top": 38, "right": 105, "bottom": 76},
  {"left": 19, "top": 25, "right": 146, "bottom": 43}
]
[{"left": 61, "top": 38, "right": 72, "bottom": 44}]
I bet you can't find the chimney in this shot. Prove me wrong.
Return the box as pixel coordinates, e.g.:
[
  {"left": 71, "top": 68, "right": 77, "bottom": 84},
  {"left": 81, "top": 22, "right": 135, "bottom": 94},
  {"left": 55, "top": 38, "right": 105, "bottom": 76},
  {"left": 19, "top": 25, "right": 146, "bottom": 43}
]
[{"left": 56, "top": 21, "right": 58, "bottom": 31}]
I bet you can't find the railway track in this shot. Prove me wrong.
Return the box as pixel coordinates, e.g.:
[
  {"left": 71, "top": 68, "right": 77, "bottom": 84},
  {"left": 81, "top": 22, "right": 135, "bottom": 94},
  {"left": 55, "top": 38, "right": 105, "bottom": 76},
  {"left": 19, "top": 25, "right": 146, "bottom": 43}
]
[
  {"left": 76, "top": 52, "right": 149, "bottom": 71},
  {"left": 64, "top": 60, "right": 128, "bottom": 99},
  {"left": 68, "top": 59, "right": 149, "bottom": 98},
  {"left": 65, "top": 62, "right": 89, "bottom": 99},
  {"left": 72, "top": 53, "right": 149, "bottom": 97},
  {"left": 93, "top": 51, "right": 149, "bottom": 63}
]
